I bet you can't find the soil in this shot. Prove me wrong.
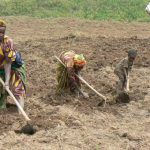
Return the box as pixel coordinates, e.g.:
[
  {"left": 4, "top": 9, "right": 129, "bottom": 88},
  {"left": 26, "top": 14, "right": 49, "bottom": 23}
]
[{"left": 0, "top": 16, "right": 150, "bottom": 150}]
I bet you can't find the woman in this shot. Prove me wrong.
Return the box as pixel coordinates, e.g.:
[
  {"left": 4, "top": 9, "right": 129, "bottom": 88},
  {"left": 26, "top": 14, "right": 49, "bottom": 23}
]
[
  {"left": 57, "top": 51, "right": 88, "bottom": 98},
  {"left": 0, "top": 20, "right": 26, "bottom": 112}
]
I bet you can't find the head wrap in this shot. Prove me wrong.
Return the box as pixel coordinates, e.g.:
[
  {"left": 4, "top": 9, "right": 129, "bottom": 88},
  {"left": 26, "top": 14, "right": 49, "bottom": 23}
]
[
  {"left": 0, "top": 20, "right": 6, "bottom": 27},
  {"left": 73, "top": 54, "right": 86, "bottom": 66},
  {"left": 128, "top": 49, "right": 137, "bottom": 58}
]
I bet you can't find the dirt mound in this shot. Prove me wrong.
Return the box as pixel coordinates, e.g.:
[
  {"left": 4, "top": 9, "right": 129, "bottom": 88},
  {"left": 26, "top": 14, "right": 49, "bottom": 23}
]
[{"left": 0, "top": 17, "right": 150, "bottom": 149}]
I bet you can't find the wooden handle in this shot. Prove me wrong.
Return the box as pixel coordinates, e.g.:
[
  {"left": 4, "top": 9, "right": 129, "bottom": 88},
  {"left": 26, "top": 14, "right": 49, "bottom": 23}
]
[
  {"left": 77, "top": 75, "right": 107, "bottom": 100},
  {"left": 54, "top": 56, "right": 107, "bottom": 101},
  {"left": 0, "top": 78, "right": 30, "bottom": 121},
  {"left": 126, "top": 76, "right": 130, "bottom": 91}
]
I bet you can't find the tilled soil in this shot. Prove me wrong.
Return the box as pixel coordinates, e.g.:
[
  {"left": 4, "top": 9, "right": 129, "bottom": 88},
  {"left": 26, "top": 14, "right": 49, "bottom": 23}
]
[{"left": 0, "top": 17, "right": 150, "bottom": 150}]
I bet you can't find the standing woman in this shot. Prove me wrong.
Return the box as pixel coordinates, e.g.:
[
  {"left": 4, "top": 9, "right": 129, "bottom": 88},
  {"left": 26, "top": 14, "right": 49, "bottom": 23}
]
[{"left": 0, "top": 20, "right": 26, "bottom": 112}]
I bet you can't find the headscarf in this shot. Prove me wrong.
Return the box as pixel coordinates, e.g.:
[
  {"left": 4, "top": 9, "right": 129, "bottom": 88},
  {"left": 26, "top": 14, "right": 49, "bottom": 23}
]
[
  {"left": 0, "top": 20, "right": 6, "bottom": 27},
  {"left": 73, "top": 54, "right": 86, "bottom": 66}
]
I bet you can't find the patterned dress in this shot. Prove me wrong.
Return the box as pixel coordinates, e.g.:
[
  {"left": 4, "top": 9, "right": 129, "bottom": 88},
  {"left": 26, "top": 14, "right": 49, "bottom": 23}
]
[
  {"left": 0, "top": 36, "right": 26, "bottom": 108},
  {"left": 57, "top": 51, "right": 81, "bottom": 94}
]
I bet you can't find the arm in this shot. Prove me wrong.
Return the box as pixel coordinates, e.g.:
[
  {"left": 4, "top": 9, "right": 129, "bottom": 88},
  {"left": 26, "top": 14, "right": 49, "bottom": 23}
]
[
  {"left": 124, "top": 68, "right": 128, "bottom": 78},
  {"left": 67, "top": 67, "right": 85, "bottom": 95},
  {"left": 4, "top": 62, "right": 11, "bottom": 88},
  {"left": 67, "top": 68, "right": 89, "bottom": 98},
  {"left": 67, "top": 67, "right": 80, "bottom": 89},
  {"left": 3, "top": 38, "right": 15, "bottom": 88},
  {"left": 65, "top": 58, "right": 82, "bottom": 93}
]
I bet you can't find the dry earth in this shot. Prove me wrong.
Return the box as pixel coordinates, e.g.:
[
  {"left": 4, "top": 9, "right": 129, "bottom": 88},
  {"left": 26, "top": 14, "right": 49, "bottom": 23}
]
[{"left": 0, "top": 16, "right": 150, "bottom": 150}]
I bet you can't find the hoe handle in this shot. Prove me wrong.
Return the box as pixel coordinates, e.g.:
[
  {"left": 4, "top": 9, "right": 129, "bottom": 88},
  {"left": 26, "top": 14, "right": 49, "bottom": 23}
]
[
  {"left": 126, "top": 74, "right": 130, "bottom": 91},
  {"left": 0, "top": 78, "right": 30, "bottom": 121},
  {"left": 77, "top": 75, "right": 107, "bottom": 101},
  {"left": 54, "top": 56, "right": 107, "bottom": 101}
]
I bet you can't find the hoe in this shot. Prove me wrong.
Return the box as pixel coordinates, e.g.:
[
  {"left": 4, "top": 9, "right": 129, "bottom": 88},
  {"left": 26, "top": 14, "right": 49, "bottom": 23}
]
[{"left": 0, "top": 78, "right": 36, "bottom": 135}]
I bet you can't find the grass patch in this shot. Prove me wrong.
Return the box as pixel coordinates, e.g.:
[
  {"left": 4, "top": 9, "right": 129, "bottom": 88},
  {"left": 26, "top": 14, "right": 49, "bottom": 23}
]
[{"left": 0, "top": 0, "right": 150, "bottom": 22}]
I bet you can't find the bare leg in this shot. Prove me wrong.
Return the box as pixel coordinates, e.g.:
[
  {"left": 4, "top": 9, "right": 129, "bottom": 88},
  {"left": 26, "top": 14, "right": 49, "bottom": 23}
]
[
  {"left": 116, "top": 72, "right": 126, "bottom": 94},
  {"left": 0, "top": 82, "right": 7, "bottom": 108},
  {"left": 113, "top": 71, "right": 127, "bottom": 103},
  {"left": 117, "top": 80, "right": 124, "bottom": 94}
]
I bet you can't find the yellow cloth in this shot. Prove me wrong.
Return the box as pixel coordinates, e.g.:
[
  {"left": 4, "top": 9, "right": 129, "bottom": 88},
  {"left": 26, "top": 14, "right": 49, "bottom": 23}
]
[{"left": 0, "top": 20, "right": 6, "bottom": 27}]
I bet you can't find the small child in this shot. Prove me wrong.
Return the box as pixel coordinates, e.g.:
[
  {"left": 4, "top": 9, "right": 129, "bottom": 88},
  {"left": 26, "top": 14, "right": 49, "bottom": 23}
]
[{"left": 114, "top": 49, "right": 137, "bottom": 96}]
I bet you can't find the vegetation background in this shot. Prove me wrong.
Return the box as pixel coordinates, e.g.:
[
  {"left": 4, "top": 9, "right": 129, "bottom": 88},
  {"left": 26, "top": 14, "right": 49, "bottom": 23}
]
[{"left": 0, "top": 0, "right": 150, "bottom": 22}]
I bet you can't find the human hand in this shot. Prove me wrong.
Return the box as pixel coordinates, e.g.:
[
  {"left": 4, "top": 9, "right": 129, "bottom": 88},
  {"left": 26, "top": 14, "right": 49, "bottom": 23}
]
[
  {"left": 82, "top": 92, "right": 89, "bottom": 98},
  {"left": 125, "top": 88, "right": 130, "bottom": 93}
]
